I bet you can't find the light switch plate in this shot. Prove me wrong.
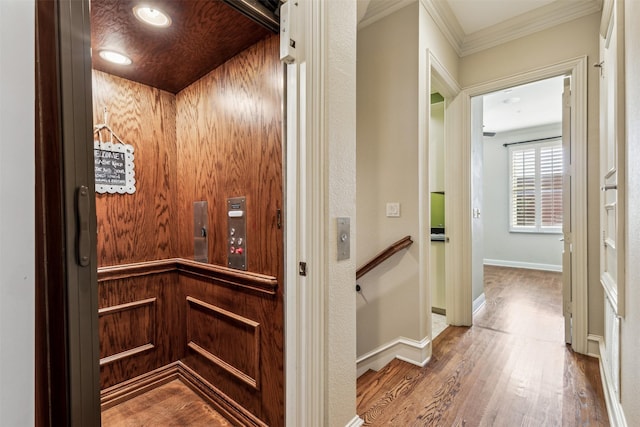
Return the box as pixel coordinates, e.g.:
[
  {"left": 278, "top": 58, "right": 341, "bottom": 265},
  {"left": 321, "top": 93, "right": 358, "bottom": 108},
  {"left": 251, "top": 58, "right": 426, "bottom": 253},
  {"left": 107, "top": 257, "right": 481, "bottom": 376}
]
[{"left": 386, "top": 202, "right": 400, "bottom": 217}]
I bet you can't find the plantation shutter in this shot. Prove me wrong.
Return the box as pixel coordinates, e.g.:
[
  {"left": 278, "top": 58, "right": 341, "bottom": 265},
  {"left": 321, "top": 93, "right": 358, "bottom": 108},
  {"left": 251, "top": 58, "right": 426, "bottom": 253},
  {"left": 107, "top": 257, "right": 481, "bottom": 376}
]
[
  {"left": 509, "top": 140, "right": 563, "bottom": 232},
  {"left": 539, "top": 144, "right": 563, "bottom": 227},
  {"left": 511, "top": 147, "right": 536, "bottom": 228}
]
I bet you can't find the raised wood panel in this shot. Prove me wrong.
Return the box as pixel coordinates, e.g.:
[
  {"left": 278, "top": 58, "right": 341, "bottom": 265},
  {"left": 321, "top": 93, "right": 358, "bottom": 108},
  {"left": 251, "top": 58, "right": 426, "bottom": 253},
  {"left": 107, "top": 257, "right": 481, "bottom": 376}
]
[
  {"left": 92, "top": 70, "right": 178, "bottom": 267},
  {"left": 98, "top": 272, "right": 182, "bottom": 389},
  {"left": 186, "top": 296, "right": 261, "bottom": 390},
  {"left": 97, "top": 259, "right": 282, "bottom": 425},
  {"left": 176, "top": 35, "right": 283, "bottom": 280},
  {"left": 180, "top": 273, "right": 283, "bottom": 427},
  {"left": 99, "top": 298, "right": 157, "bottom": 365}
]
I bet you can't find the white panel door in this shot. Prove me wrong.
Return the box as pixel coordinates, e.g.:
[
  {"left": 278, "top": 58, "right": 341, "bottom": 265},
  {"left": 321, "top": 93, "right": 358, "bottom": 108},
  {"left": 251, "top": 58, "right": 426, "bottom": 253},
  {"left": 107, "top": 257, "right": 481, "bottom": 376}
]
[
  {"left": 562, "top": 76, "right": 573, "bottom": 344},
  {"left": 600, "top": 0, "right": 626, "bottom": 318}
]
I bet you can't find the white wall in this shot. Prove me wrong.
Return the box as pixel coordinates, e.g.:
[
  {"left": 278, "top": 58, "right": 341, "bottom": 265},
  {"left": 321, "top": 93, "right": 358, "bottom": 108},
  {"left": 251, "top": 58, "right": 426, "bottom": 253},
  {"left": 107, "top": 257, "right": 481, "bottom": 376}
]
[
  {"left": 356, "top": 1, "right": 459, "bottom": 359},
  {"left": 357, "top": 2, "right": 421, "bottom": 355},
  {"left": 621, "top": 1, "right": 640, "bottom": 424},
  {"left": 325, "top": 1, "right": 358, "bottom": 424},
  {"left": 0, "top": 1, "right": 36, "bottom": 425},
  {"left": 483, "top": 124, "right": 563, "bottom": 271},
  {"left": 460, "top": 11, "right": 604, "bottom": 335}
]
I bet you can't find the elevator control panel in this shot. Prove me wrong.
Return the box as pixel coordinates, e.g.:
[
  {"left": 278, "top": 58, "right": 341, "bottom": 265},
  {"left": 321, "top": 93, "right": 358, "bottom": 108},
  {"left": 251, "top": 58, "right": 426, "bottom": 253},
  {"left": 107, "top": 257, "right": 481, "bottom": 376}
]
[{"left": 227, "top": 197, "right": 247, "bottom": 270}]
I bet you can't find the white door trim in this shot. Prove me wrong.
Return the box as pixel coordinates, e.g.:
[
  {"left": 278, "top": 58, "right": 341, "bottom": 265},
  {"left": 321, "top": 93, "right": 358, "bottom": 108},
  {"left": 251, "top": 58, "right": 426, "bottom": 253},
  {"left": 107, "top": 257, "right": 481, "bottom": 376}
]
[
  {"left": 424, "top": 51, "right": 466, "bottom": 327},
  {"left": 458, "top": 56, "right": 589, "bottom": 353},
  {"left": 284, "top": 0, "right": 327, "bottom": 422}
]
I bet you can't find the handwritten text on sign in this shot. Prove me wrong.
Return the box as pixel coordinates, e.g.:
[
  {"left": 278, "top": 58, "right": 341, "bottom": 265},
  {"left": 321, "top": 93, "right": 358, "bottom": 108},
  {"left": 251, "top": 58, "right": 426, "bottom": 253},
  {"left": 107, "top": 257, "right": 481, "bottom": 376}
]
[{"left": 93, "top": 141, "right": 136, "bottom": 194}]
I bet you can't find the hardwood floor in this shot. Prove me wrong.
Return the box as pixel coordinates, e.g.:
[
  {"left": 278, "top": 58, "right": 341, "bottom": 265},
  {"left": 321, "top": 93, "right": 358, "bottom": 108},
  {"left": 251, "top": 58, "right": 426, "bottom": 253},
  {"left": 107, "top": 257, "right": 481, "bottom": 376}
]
[
  {"left": 101, "top": 379, "right": 234, "bottom": 426},
  {"left": 357, "top": 266, "right": 609, "bottom": 426}
]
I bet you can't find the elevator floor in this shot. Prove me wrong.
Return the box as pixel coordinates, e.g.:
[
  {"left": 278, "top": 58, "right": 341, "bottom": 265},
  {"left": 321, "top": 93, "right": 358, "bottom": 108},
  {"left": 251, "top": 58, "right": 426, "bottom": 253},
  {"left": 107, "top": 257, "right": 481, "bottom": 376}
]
[{"left": 101, "top": 379, "right": 232, "bottom": 426}]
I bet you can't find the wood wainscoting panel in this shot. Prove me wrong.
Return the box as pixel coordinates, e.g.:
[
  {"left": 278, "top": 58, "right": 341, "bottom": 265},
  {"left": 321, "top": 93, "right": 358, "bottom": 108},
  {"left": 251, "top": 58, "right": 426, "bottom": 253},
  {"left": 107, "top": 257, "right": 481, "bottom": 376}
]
[
  {"left": 186, "top": 296, "right": 261, "bottom": 390},
  {"left": 92, "top": 70, "right": 178, "bottom": 267},
  {"left": 180, "top": 273, "right": 284, "bottom": 427},
  {"left": 99, "top": 298, "right": 157, "bottom": 366},
  {"left": 175, "top": 34, "right": 283, "bottom": 278},
  {"left": 99, "top": 271, "right": 184, "bottom": 389}
]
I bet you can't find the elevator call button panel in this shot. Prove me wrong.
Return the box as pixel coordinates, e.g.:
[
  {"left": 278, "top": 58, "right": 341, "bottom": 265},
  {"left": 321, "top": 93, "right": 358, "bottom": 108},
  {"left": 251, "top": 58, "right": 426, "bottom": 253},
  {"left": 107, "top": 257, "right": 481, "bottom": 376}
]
[{"left": 227, "top": 197, "right": 247, "bottom": 270}]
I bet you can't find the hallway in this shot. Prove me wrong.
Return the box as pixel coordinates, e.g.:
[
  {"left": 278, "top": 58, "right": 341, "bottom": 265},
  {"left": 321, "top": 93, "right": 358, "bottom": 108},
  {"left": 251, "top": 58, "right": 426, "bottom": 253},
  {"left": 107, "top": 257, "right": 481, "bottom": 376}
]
[{"left": 357, "top": 266, "right": 608, "bottom": 426}]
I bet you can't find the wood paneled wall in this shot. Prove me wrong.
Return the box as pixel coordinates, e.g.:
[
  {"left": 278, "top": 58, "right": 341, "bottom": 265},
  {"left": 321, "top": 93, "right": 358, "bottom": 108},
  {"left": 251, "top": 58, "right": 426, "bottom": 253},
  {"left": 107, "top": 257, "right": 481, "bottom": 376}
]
[
  {"left": 176, "top": 35, "right": 283, "bottom": 279},
  {"left": 92, "top": 71, "right": 178, "bottom": 266},
  {"left": 94, "top": 34, "right": 283, "bottom": 426},
  {"left": 98, "top": 270, "right": 182, "bottom": 389}
]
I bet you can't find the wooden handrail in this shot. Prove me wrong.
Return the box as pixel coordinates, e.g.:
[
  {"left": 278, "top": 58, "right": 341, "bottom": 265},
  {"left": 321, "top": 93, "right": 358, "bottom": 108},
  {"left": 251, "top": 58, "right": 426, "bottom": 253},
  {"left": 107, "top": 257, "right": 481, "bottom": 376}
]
[{"left": 356, "top": 236, "right": 413, "bottom": 280}]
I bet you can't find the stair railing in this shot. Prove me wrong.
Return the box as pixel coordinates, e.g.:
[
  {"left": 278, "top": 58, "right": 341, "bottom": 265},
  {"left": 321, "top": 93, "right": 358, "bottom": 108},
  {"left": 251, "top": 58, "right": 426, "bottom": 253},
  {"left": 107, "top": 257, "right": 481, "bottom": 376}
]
[{"left": 356, "top": 235, "right": 413, "bottom": 280}]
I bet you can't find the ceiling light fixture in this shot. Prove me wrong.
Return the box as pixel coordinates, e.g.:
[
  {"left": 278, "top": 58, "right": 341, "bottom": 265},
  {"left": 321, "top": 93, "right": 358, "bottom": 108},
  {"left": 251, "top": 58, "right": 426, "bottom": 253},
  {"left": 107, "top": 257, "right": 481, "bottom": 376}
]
[
  {"left": 133, "top": 5, "right": 172, "bottom": 28},
  {"left": 99, "top": 50, "right": 132, "bottom": 65}
]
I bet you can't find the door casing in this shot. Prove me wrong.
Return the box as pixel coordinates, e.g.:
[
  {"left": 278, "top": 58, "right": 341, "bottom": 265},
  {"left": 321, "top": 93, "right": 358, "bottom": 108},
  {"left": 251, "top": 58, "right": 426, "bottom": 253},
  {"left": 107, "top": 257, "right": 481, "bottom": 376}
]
[{"left": 455, "top": 57, "right": 589, "bottom": 354}]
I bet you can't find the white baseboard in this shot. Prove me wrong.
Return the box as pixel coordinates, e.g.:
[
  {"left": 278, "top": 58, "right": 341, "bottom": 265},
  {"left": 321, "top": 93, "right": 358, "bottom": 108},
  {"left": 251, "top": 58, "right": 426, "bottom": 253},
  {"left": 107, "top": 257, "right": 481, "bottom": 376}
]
[
  {"left": 484, "top": 258, "right": 562, "bottom": 272},
  {"left": 598, "top": 338, "right": 628, "bottom": 427},
  {"left": 473, "top": 293, "right": 486, "bottom": 314},
  {"left": 356, "top": 336, "right": 431, "bottom": 377},
  {"left": 587, "top": 334, "right": 602, "bottom": 358},
  {"left": 345, "top": 415, "right": 365, "bottom": 427}
]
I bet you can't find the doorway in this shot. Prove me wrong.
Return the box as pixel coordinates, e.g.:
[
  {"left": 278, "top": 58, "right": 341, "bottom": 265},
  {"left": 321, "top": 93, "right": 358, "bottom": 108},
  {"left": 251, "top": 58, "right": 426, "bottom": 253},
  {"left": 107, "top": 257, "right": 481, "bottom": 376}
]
[
  {"left": 457, "top": 57, "right": 589, "bottom": 353},
  {"left": 472, "top": 75, "right": 567, "bottom": 343}
]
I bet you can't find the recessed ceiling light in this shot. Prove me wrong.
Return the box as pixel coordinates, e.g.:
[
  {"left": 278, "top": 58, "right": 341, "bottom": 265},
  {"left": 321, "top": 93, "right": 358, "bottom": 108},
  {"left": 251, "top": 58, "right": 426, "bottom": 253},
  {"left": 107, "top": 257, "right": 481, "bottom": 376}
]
[
  {"left": 133, "top": 5, "right": 172, "bottom": 28},
  {"left": 99, "top": 50, "right": 132, "bottom": 65}
]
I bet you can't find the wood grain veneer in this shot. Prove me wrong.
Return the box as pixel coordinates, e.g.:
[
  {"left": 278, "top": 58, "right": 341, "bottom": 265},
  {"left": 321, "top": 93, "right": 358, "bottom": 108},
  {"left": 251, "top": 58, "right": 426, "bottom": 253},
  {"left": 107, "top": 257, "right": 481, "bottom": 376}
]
[
  {"left": 90, "top": 0, "right": 273, "bottom": 94},
  {"left": 97, "top": 258, "right": 278, "bottom": 295},
  {"left": 94, "top": 33, "right": 283, "bottom": 426},
  {"left": 180, "top": 272, "right": 283, "bottom": 426},
  {"left": 186, "top": 296, "right": 261, "bottom": 390},
  {"left": 97, "top": 258, "right": 282, "bottom": 424},
  {"left": 99, "top": 271, "right": 181, "bottom": 389},
  {"left": 176, "top": 35, "right": 283, "bottom": 281},
  {"left": 92, "top": 70, "right": 178, "bottom": 267}
]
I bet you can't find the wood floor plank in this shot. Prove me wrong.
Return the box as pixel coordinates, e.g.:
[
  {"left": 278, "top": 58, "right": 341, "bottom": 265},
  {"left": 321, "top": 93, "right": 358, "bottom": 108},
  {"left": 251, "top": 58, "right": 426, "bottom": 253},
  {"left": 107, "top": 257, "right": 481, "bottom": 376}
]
[
  {"left": 101, "top": 379, "right": 234, "bottom": 426},
  {"left": 357, "top": 266, "right": 609, "bottom": 426}
]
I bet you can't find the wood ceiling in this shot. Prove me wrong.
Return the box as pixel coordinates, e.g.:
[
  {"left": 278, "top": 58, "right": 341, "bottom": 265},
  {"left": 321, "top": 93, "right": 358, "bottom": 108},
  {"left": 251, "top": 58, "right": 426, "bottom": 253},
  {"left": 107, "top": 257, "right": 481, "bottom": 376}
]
[{"left": 90, "top": 0, "right": 277, "bottom": 94}]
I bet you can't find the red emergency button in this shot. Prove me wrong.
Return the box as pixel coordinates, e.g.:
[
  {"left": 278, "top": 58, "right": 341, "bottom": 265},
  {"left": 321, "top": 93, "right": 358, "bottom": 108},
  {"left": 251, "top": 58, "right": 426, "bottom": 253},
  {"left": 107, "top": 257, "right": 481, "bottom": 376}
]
[{"left": 236, "top": 247, "right": 244, "bottom": 255}]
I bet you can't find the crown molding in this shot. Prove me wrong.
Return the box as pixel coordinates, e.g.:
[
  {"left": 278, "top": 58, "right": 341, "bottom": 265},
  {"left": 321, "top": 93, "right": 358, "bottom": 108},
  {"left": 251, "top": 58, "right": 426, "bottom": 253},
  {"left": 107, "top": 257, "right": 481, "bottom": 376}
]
[
  {"left": 358, "top": 0, "right": 415, "bottom": 29},
  {"left": 420, "top": 0, "right": 463, "bottom": 56},
  {"left": 460, "top": 0, "right": 603, "bottom": 56},
  {"left": 420, "top": 0, "right": 602, "bottom": 57}
]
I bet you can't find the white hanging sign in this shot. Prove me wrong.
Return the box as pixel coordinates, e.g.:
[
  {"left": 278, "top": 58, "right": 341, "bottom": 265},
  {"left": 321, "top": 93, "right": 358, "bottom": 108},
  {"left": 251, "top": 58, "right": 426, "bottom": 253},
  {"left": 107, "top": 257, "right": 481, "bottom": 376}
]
[{"left": 94, "top": 141, "right": 136, "bottom": 194}]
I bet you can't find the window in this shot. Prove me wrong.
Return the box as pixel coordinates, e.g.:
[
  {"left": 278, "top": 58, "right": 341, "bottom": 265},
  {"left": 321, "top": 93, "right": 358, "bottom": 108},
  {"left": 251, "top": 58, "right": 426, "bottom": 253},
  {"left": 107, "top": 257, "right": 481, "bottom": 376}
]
[{"left": 509, "top": 140, "right": 563, "bottom": 232}]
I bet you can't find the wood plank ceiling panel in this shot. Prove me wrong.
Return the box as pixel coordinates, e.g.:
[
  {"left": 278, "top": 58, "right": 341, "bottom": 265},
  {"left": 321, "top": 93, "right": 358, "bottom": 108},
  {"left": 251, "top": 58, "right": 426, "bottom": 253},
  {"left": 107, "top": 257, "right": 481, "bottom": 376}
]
[{"left": 91, "top": 0, "right": 274, "bottom": 94}]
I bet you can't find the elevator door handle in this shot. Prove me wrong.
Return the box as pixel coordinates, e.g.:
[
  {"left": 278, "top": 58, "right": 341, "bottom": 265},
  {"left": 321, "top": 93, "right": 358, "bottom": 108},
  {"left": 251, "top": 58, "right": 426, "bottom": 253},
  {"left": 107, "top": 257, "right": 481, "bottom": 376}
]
[{"left": 76, "top": 185, "right": 90, "bottom": 267}]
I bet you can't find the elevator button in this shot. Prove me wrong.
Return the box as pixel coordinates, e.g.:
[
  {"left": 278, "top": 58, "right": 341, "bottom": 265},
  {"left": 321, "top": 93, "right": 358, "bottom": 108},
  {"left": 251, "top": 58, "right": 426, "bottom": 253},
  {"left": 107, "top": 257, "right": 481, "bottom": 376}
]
[
  {"left": 230, "top": 246, "right": 235, "bottom": 253},
  {"left": 230, "top": 228, "right": 236, "bottom": 236},
  {"left": 236, "top": 247, "right": 244, "bottom": 255},
  {"left": 237, "top": 237, "right": 243, "bottom": 245}
]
